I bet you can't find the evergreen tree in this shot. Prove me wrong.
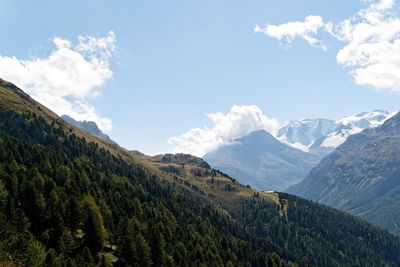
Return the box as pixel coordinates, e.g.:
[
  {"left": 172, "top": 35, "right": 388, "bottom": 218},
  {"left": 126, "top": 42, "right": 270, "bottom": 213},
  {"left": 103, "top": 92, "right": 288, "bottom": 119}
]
[
  {"left": 45, "top": 248, "right": 56, "bottom": 267},
  {"left": 134, "top": 233, "right": 152, "bottom": 267},
  {"left": 0, "top": 180, "right": 8, "bottom": 213},
  {"left": 12, "top": 208, "right": 30, "bottom": 232},
  {"left": 66, "top": 196, "right": 81, "bottom": 232},
  {"left": 81, "top": 246, "right": 94, "bottom": 264},
  {"left": 149, "top": 225, "right": 167, "bottom": 267},
  {"left": 25, "top": 239, "right": 47, "bottom": 267},
  {"left": 98, "top": 254, "right": 112, "bottom": 267},
  {"left": 82, "top": 196, "right": 107, "bottom": 253},
  {"left": 59, "top": 230, "right": 75, "bottom": 256}
]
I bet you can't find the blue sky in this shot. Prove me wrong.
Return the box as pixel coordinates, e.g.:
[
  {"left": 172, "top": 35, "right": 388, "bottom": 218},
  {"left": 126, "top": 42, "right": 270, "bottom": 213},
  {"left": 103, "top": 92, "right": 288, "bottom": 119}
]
[{"left": 1, "top": 0, "right": 400, "bottom": 155}]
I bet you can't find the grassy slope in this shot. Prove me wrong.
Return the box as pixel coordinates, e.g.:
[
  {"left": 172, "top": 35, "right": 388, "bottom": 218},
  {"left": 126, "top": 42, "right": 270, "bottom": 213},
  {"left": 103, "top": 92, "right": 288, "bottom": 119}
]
[{"left": 148, "top": 160, "right": 280, "bottom": 209}]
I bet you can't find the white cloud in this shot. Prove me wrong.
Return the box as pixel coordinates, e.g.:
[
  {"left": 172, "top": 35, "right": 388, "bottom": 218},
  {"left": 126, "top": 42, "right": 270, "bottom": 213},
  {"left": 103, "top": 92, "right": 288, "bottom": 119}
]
[
  {"left": 0, "top": 32, "right": 116, "bottom": 132},
  {"left": 334, "top": 0, "right": 400, "bottom": 91},
  {"left": 168, "top": 105, "right": 279, "bottom": 157},
  {"left": 255, "top": 15, "right": 328, "bottom": 50},
  {"left": 256, "top": 0, "right": 400, "bottom": 93}
]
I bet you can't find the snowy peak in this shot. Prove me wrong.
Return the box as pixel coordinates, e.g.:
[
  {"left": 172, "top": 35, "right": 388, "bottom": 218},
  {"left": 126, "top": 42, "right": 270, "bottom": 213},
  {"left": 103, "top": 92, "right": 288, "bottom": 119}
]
[
  {"left": 320, "top": 110, "right": 396, "bottom": 149},
  {"left": 336, "top": 110, "right": 394, "bottom": 129},
  {"left": 276, "top": 118, "right": 336, "bottom": 152},
  {"left": 277, "top": 110, "right": 396, "bottom": 155}
]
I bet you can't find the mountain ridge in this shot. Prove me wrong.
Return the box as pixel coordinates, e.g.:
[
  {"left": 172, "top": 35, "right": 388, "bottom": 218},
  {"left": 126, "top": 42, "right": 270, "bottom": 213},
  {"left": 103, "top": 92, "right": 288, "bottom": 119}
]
[{"left": 61, "top": 114, "right": 113, "bottom": 143}]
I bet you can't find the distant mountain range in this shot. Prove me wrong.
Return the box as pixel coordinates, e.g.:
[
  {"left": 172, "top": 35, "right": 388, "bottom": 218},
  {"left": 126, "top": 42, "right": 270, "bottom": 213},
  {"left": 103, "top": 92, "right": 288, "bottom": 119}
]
[
  {"left": 204, "top": 110, "right": 395, "bottom": 191},
  {"left": 61, "top": 114, "right": 113, "bottom": 142},
  {"left": 287, "top": 111, "right": 400, "bottom": 236}
]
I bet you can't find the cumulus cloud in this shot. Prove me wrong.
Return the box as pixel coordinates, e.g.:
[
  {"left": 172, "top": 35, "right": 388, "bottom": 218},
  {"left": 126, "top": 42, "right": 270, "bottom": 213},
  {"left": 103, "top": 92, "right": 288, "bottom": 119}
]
[
  {"left": 256, "top": 0, "right": 400, "bottom": 93},
  {"left": 0, "top": 32, "right": 116, "bottom": 132},
  {"left": 255, "top": 15, "right": 328, "bottom": 50},
  {"left": 168, "top": 105, "right": 279, "bottom": 157}
]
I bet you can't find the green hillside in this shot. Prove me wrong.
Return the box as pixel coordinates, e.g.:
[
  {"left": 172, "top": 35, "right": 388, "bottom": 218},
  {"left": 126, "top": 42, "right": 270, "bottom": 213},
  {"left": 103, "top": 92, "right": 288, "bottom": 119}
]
[{"left": 145, "top": 153, "right": 400, "bottom": 266}]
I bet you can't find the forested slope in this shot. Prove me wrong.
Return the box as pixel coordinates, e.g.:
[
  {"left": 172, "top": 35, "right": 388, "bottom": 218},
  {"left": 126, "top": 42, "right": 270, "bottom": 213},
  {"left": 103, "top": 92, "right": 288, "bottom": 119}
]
[{"left": 146, "top": 154, "right": 400, "bottom": 267}]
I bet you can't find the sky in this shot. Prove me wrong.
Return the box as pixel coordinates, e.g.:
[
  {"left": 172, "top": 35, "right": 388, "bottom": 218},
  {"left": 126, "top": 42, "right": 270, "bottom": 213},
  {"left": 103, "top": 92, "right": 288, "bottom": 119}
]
[{"left": 1, "top": 0, "right": 400, "bottom": 156}]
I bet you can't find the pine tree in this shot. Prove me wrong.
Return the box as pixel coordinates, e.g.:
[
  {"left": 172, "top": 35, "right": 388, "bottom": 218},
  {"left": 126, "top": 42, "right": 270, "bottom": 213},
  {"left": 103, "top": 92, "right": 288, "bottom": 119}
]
[
  {"left": 135, "top": 233, "right": 152, "bottom": 267},
  {"left": 66, "top": 196, "right": 81, "bottom": 232},
  {"left": 59, "top": 230, "right": 75, "bottom": 256},
  {"left": 0, "top": 180, "right": 8, "bottom": 213},
  {"left": 81, "top": 246, "right": 94, "bottom": 264},
  {"left": 45, "top": 248, "right": 57, "bottom": 266},
  {"left": 149, "top": 225, "right": 167, "bottom": 267},
  {"left": 82, "top": 196, "right": 107, "bottom": 253},
  {"left": 12, "top": 208, "right": 30, "bottom": 232},
  {"left": 25, "top": 239, "right": 47, "bottom": 267},
  {"left": 98, "top": 254, "right": 112, "bottom": 267}
]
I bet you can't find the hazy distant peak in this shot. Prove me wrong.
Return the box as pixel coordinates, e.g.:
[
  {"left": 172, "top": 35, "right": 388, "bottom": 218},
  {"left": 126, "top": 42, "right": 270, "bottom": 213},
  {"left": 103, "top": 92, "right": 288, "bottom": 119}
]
[{"left": 204, "top": 128, "right": 321, "bottom": 191}]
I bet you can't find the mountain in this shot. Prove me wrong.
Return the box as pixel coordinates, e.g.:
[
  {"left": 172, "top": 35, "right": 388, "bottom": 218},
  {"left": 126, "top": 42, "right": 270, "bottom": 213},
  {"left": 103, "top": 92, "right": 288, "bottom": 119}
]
[
  {"left": 277, "top": 110, "right": 395, "bottom": 156},
  {"left": 287, "top": 111, "right": 400, "bottom": 236},
  {"left": 1, "top": 77, "right": 400, "bottom": 266},
  {"left": 204, "top": 130, "right": 322, "bottom": 191},
  {"left": 61, "top": 114, "right": 113, "bottom": 142}
]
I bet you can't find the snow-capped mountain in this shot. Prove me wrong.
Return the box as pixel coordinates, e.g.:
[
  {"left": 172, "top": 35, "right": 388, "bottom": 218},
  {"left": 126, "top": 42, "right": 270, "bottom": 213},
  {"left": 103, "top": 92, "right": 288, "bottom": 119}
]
[
  {"left": 277, "top": 110, "right": 396, "bottom": 156},
  {"left": 318, "top": 110, "right": 396, "bottom": 149},
  {"left": 276, "top": 118, "right": 336, "bottom": 152}
]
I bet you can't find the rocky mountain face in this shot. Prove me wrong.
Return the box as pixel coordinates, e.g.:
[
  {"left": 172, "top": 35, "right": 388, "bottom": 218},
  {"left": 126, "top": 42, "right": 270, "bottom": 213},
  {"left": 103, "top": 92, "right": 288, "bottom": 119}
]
[
  {"left": 61, "top": 114, "right": 113, "bottom": 142},
  {"left": 287, "top": 112, "right": 400, "bottom": 236},
  {"left": 203, "top": 130, "right": 321, "bottom": 191}
]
